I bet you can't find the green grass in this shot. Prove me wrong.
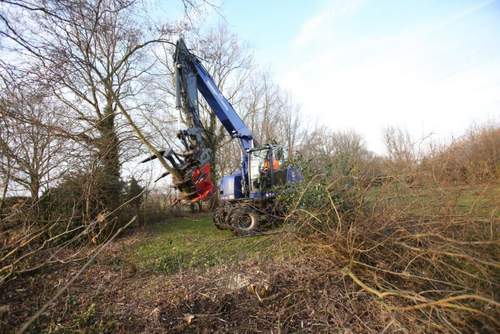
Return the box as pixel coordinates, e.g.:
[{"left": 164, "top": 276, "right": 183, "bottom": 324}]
[
  {"left": 127, "top": 185, "right": 498, "bottom": 275},
  {"left": 127, "top": 214, "right": 291, "bottom": 274}
]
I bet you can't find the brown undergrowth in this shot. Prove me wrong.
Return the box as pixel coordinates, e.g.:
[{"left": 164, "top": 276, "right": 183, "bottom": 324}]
[
  {"left": 1, "top": 235, "right": 387, "bottom": 333},
  {"left": 283, "top": 176, "right": 499, "bottom": 333},
  {"left": 1, "top": 183, "right": 498, "bottom": 333}
]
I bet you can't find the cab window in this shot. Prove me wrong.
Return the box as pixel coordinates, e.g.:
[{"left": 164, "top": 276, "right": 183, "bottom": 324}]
[{"left": 249, "top": 148, "right": 269, "bottom": 192}]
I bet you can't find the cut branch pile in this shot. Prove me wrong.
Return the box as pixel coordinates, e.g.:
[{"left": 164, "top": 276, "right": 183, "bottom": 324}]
[{"left": 284, "top": 177, "right": 499, "bottom": 333}]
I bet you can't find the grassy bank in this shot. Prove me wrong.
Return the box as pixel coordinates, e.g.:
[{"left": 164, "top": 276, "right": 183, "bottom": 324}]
[{"left": 127, "top": 214, "right": 293, "bottom": 274}]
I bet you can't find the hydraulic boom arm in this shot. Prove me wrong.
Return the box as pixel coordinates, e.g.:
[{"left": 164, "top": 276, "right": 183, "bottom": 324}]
[
  {"left": 143, "top": 39, "right": 254, "bottom": 203},
  {"left": 174, "top": 39, "right": 254, "bottom": 151}
]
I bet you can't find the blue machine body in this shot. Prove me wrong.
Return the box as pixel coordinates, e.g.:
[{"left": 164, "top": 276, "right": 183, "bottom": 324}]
[
  {"left": 190, "top": 61, "right": 254, "bottom": 185},
  {"left": 219, "top": 172, "right": 243, "bottom": 201}
]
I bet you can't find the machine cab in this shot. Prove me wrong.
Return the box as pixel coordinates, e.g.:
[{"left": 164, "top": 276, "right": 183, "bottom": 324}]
[
  {"left": 248, "top": 145, "right": 292, "bottom": 199},
  {"left": 219, "top": 145, "right": 302, "bottom": 201}
]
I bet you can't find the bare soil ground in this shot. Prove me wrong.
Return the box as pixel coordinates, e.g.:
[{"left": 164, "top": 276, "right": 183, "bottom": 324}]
[{"left": 1, "top": 216, "right": 387, "bottom": 334}]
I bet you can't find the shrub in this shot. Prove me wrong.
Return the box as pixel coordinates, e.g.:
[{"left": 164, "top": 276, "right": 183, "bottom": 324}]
[
  {"left": 421, "top": 124, "right": 500, "bottom": 184},
  {"left": 282, "top": 125, "right": 500, "bottom": 332}
]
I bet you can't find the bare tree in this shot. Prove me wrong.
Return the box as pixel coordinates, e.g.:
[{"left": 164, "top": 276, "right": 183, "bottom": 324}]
[
  {"left": 11, "top": 0, "right": 179, "bottom": 214},
  {"left": 383, "top": 126, "right": 418, "bottom": 163},
  {"left": 0, "top": 0, "right": 217, "bottom": 214},
  {"left": 0, "top": 74, "right": 67, "bottom": 204},
  {"left": 271, "top": 92, "right": 302, "bottom": 158},
  {"left": 298, "top": 126, "right": 371, "bottom": 178}
]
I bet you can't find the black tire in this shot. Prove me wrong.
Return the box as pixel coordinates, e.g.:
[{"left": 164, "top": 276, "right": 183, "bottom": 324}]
[
  {"left": 229, "top": 206, "right": 261, "bottom": 236},
  {"left": 213, "top": 205, "right": 228, "bottom": 230}
]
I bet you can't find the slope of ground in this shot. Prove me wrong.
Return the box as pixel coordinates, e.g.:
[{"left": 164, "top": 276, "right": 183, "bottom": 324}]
[
  {"left": 1, "top": 215, "right": 306, "bottom": 333},
  {"left": 2, "top": 184, "right": 498, "bottom": 333}
]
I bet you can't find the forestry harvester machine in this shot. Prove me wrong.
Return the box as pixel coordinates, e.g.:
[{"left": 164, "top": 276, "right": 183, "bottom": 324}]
[{"left": 142, "top": 39, "right": 303, "bottom": 235}]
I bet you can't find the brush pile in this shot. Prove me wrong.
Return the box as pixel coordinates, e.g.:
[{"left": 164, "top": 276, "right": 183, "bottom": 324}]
[{"left": 281, "top": 153, "right": 499, "bottom": 332}]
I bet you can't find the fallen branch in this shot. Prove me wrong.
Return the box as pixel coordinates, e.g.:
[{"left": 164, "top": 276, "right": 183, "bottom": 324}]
[{"left": 16, "top": 215, "right": 137, "bottom": 334}]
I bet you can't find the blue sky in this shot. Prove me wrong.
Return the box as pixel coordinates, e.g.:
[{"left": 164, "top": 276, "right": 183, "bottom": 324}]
[
  {"left": 154, "top": 0, "right": 500, "bottom": 153},
  {"left": 215, "top": 0, "right": 500, "bottom": 153}
]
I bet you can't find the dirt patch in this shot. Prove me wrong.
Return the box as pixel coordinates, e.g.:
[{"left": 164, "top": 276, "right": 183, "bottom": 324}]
[
  {"left": 1, "top": 232, "right": 387, "bottom": 334},
  {"left": 5, "top": 223, "right": 495, "bottom": 334},
  {"left": 154, "top": 260, "right": 386, "bottom": 333}
]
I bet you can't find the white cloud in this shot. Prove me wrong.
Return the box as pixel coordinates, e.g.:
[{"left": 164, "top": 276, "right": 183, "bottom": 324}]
[
  {"left": 280, "top": 0, "right": 500, "bottom": 154},
  {"left": 293, "top": 0, "right": 365, "bottom": 48}
]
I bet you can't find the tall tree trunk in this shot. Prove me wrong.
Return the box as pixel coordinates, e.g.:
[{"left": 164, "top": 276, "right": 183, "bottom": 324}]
[
  {"left": 97, "top": 98, "right": 121, "bottom": 212},
  {"left": 0, "top": 163, "right": 11, "bottom": 220}
]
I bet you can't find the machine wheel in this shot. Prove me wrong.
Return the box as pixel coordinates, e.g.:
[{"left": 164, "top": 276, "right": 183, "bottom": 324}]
[
  {"left": 213, "top": 204, "right": 231, "bottom": 230},
  {"left": 229, "top": 206, "right": 261, "bottom": 236}
]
